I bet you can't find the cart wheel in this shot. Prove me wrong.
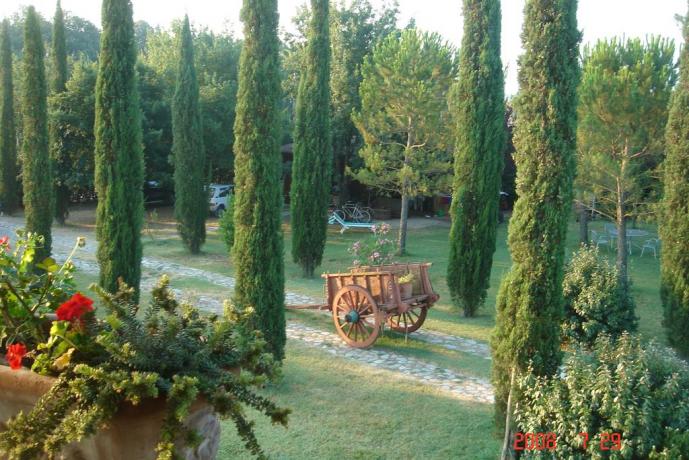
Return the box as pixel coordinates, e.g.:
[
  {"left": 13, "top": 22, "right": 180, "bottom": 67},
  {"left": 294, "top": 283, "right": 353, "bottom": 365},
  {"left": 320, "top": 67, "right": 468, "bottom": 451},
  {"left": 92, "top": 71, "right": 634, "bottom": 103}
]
[
  {"left": 388, "top": 307, "right": 427, "bottom": 334},
  {"left": 332, "top": 285, "right": 380, "bottom": 348}
]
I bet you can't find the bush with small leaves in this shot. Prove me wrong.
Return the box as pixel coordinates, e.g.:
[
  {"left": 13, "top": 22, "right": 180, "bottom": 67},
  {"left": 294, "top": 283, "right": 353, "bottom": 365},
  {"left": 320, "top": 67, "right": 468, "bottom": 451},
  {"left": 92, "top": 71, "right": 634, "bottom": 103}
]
[
  {"left": 219, "top": 195, "right": 235, "bottom": 254},
  {"left": 562, "top": 246, "right": 637, "bottom": 347},
  {"left": 514, "top": 334, "right": 689, "bottom": 459}
]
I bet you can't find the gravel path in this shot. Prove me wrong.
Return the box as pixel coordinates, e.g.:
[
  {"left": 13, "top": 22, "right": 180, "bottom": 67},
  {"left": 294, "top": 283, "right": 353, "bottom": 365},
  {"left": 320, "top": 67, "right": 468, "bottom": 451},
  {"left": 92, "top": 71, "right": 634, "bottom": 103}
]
[{"left": 0, "top": 218, "right": 494, "bottom": 403}]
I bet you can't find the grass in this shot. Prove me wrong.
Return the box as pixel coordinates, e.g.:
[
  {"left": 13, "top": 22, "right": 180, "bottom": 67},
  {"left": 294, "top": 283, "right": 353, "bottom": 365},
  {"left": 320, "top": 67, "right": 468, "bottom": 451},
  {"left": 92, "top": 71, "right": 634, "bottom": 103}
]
[
  {"left": 141, "top": 215, "right": 664, "bottom": 346},
  {"left": 218, "top": 341, "right": 499, "bottom": 460}
]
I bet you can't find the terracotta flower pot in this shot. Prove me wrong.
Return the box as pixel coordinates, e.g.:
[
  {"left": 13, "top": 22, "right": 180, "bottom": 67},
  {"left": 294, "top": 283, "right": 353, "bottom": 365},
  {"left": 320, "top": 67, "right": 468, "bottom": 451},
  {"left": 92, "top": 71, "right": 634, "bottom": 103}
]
[{"left": 0, "top": 366, "right": 220, "bottom": 460}]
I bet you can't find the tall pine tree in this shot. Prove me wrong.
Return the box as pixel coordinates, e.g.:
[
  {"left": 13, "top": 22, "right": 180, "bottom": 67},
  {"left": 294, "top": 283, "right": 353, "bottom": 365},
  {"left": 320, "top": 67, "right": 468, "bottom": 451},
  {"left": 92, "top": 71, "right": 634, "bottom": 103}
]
[
  {"left": 233, "top": 0, "right": 286, "bottom": 360},
  {"left": 51, "top": 0, "right": 70, "bottom": 225},
  {"left": 447, "top": 0, "right": 505, "bottom": 317},
  {"left": 21, "top": 7, "right": 53, "bottom": 261},
  {"left": 290, "top": 0, "right": 332, "bottom": 278},
  {"left": 0, "top": 20, "right": 18, "bottom": 216},
  {"left": 491, "top": 0, "right": 581, "bottom": 429},
  {"left": 661, "top": 5, "right": 689, "bottom": 359},
  {"left": 172, "top": 16, "right": 206, "bottom": 254},
  {"left": 94, "top": 0, "right": 144, "bottom": 297}
]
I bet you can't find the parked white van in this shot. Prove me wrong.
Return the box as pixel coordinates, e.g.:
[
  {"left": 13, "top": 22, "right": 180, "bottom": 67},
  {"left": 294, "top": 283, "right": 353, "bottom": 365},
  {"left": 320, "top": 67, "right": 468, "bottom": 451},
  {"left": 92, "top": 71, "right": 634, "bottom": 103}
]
[{"left": 208, "top": 184, "right": 233, "bottom": 216}]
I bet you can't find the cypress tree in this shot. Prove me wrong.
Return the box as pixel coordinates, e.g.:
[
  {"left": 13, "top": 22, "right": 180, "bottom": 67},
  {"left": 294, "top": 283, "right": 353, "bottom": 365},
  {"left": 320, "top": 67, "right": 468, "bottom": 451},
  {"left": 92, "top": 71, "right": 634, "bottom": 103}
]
[
  {"left": 491, "top": 0, "right": 581, "bottom": 428},
  {"left": 290, "top": 0, "right": 332, "bottom": 278},
  {"left": 661, "top": 4, "right": 689, "bottom": 359},
  {"left": 172, "top": 16, "right": 206, "bottom": 254},
  {"left": 51, "top": 0, "right": 70, "bottom": 225},
  {"left": 233, "top": 0, "right": 286, "bottom": 360},
  {"left": 447, "top": 0, "right": 505, "bottom": 317},
  {"left": 0, "top": 20, "right": 19, "bottom": 216},
  {"left": 51, "top": 1, "right": 68, "bottom": 94},
  {"left": 94, "top": 0, "right": 144, "bottom": 297},
  {"left": 21, "top": 7, "right": 53, "bottom": 261}
]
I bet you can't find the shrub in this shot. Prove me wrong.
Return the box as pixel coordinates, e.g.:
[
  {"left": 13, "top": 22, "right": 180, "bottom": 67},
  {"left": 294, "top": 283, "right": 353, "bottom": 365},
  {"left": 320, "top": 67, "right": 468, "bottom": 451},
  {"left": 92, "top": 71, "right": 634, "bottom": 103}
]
[
  {"left": 515, "top": 333, "right": 689, "bottom": 459},
  {"left": 562, "top": 246, "right": 637, "bottom": 347},
  {"left": 219, "top": 195, "right": 235, "bottom": 253}
]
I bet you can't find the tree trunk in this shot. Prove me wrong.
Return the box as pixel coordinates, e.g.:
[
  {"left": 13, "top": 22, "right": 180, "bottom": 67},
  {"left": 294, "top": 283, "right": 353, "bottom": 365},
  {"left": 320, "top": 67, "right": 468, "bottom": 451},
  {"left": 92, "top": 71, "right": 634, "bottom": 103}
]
[
  {"left": 578, "top": 200, "right": 588, "bottom": 245},
  {"left": 398, "top": 194, "right": 409, "bottom": 255},
  {"left": 616, "top": 156, "right": 629, "bottom": 294},
  {"left": 616, "top": 192, "right": 628, "bottom": 292},
  {"left": 501, "top": 367, "right": 517, "bottom": 460}
]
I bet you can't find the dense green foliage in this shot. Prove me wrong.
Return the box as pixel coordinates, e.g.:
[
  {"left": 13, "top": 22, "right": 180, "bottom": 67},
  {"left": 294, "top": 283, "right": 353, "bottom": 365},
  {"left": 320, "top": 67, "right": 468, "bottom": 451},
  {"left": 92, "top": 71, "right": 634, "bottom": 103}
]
[
  {"left": 232, "top": 0, "right": 286, "bottom": 360},
  {"left": 21, "top": 7, "right": 53, "bottom": 262},
  {"left": 139, "top": 23, "right": 241, "bottom": 182},
  {"left": 172, "top": 17, "right": 207, "bottom": 254},
  {"left": 94, "top": 0, "right": 144, "bottom": 298},
  {"left": 290, "top": 0, "right": 332, "bottom": 278},
  {"left": 661, "top": 8, "right": 689, "bottom": 359},
  {"left": 0, "top": 236, "right": 289, "bottom": 459},
  {"left": 330, "top": 1, "right": 398, "bottom": 199},
  {"left": 491, "top": 0, "right": 581, "bottom": 428},
  {"left": 137, "top": 62, "right": 173, "bottom": 196},
  {"left": 515, "top": 334, "right": 689, "bottom": 459},
  {"left": 352, "top": 29, "right": 456, "bottom": 254},
  {"left": 578, "top": 37, "right": 676, "bottom": 293},
  {"left": 447, "top": 0, "right": 505, "bottom": 317},
  {"left": 281, "top": 1, "right": 399, "bottom": 197},
  {"left": 219, "top": 195, "right": 235, "bottom": 253},
  {"left": 49, "top": 59, "right": 97, "bottom": 199},
  {"left": 4, "top": 8, "right": 100, "bottom": 60},
  {"left": 0, "top": 21, "right": 18, "bottom": 216},
  {"left": 50, "top": 0, "right": 70, "bottom": 225},
  {"left": 562, "top": 246, "right": 637, "bottom": 347}
]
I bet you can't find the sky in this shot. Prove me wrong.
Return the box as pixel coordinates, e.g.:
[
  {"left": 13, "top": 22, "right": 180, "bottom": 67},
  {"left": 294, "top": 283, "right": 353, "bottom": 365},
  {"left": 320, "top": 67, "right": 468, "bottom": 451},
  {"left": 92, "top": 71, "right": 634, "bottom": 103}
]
[{"left": 1, "top": 0, "right": 686, "bottom": 95}]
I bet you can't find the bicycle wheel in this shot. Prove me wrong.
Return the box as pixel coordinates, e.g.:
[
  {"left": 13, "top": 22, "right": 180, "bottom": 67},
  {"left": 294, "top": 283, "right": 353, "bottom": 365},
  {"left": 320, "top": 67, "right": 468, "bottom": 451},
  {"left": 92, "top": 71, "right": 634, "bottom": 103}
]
[{"left": 360, "top": 208, "right": 373, "bottom": 223}]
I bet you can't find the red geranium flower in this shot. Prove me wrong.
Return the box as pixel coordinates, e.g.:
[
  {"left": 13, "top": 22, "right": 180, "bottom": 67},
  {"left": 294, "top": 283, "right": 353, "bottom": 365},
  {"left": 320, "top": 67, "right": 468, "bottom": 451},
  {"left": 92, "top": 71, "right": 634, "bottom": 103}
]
[
  {"left": 56, "top": 293, "right": 94, "bottom": 323},
  {"left": 5, "top": 343, "right": 27, "bottom": 370},
  {"left": 0, "top": 236, "right": 9, "bottom": 252}
]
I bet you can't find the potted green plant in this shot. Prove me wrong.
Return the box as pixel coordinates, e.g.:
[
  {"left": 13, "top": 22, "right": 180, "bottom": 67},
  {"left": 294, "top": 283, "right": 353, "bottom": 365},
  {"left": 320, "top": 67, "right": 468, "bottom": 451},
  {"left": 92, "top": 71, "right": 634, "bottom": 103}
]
[
  {"left": 397, "top": 272, "right": 415, "bottom": 299},
  {"left": 0, "top": 232, "right": 288, "bottom": 459}
]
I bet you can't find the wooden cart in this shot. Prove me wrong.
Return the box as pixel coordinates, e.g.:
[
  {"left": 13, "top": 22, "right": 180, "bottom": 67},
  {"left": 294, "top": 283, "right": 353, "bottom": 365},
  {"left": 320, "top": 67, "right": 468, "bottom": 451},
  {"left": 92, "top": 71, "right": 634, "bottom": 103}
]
[{"left": 291, "top": 263, "right": 439, "bottom": 348}]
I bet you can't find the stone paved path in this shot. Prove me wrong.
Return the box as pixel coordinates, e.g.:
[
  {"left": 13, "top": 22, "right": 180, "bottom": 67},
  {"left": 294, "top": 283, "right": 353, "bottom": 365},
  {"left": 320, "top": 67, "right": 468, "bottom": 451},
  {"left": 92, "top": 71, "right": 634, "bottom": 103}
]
[{"left": 0, "top": 218, "right": 494, "bottom": 403}]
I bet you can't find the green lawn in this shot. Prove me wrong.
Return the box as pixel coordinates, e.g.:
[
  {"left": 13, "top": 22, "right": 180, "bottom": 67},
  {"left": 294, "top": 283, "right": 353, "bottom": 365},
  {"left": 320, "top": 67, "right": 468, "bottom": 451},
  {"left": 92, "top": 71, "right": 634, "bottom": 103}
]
[
  {"left": 218, "top": 341, "right": 499, "bottom": 460},
  {"left": 142, "top": 216, "right": 665, "bottom": 346}
]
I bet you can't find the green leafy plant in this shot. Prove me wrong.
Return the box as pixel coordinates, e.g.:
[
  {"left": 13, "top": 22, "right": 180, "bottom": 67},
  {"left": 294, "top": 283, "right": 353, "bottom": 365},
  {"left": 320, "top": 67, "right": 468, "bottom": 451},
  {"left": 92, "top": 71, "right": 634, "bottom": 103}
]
[
  {"left": 0, "top": 232, "right": 289, "bottom": 459},
  {"left": 514, "top": 333, "right": 689, "bottom": 459},
  {"left": 398, "top": 272, "right": 415, "bottom": 284},
  {"left": 219, "top": 193, "right": 235, "bottom": 253},
  {"left": 562, "top": 245, "right": 637, "bottom": 347}
]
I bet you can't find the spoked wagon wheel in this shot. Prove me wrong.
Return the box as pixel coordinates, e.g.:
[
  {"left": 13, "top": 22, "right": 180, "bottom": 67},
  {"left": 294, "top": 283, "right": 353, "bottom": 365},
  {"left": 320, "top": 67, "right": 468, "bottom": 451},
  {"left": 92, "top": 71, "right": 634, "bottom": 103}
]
[
  {"left": 332, "top": 285, "right": 381, "bottom": 348},
  {"left": 387, "top": 307, "right": 427, "bottom": 334}
]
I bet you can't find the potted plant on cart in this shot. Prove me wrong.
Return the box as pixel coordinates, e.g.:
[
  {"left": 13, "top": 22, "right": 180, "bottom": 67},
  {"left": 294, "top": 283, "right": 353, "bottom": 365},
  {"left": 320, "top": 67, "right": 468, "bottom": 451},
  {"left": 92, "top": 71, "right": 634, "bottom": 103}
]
[
  {"left": 397, "top": 272, "right": 415, "bottom": 299},
  {"left": 0, "top": 232, "right": 289, "bottom": 460}
]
